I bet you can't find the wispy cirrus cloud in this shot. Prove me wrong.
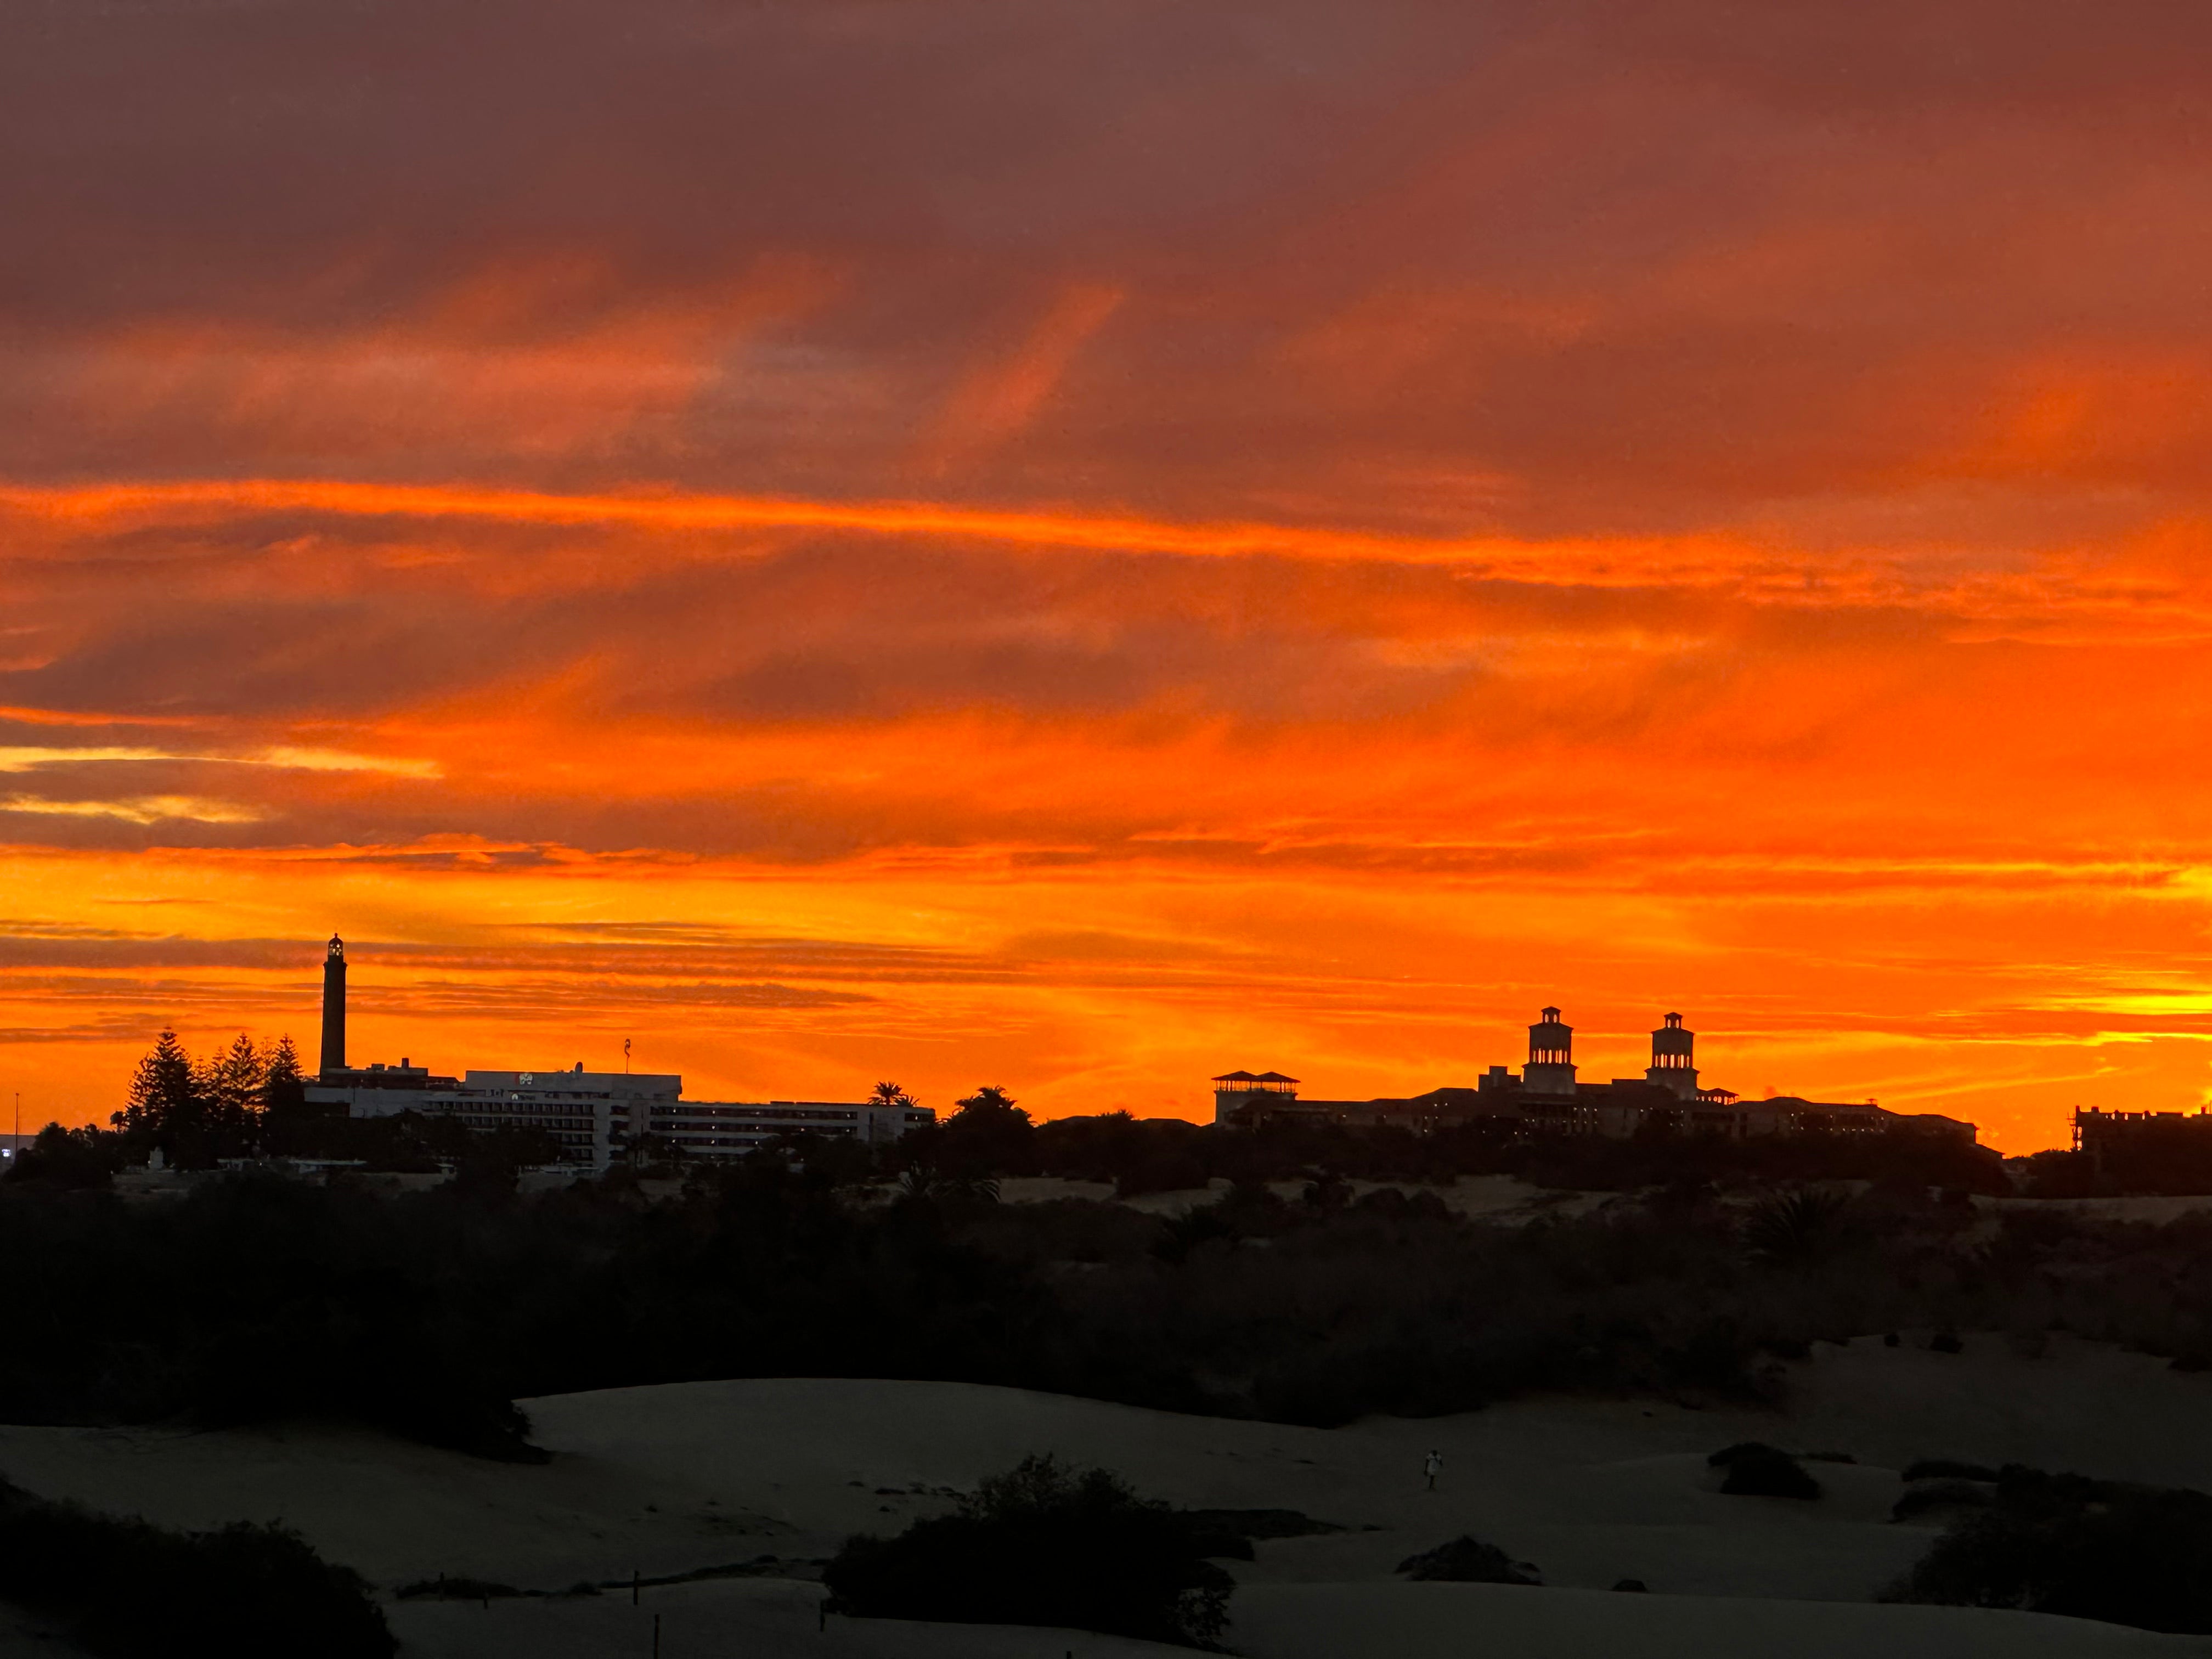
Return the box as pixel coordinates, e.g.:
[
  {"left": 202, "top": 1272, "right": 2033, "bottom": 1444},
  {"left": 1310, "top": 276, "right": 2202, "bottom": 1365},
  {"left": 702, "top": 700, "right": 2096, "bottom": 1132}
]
[
  {"left": 0, "top": 794, "right": 262, "bottom": 825},
  {"left": 0, "top": 744, "right": 436, "bottom": 777}
]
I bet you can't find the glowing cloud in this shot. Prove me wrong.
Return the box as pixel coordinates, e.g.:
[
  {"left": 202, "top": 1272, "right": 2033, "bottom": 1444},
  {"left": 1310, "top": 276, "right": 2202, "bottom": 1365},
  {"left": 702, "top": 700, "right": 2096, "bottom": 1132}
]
[
  {"left": 3, "top": 0, "right": 2210, "bottom": 1154},
  {"left": 0, "top": 744, "right": 438, "bottom": 778},
  {"left": 1, "top": 795, "right": 263, "bottom": 825}
]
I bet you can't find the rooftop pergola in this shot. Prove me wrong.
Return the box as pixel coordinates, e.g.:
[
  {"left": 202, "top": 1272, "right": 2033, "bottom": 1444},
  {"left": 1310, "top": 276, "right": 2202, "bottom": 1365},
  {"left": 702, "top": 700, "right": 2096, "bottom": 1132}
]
[{"left": 1212, "top": 1070, "right": 1300, "bottom": 1096}]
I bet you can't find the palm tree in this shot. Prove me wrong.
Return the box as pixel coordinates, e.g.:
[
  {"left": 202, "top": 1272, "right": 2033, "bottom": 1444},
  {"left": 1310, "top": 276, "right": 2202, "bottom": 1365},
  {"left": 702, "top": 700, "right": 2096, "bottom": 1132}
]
[
  {"left": 870, "top": 1081, "right": 915, "bottom": 1108},
  {"left": 894, "top": 1165, "right": 998, "bottom": 1206},
  {"left": 956, "top": 1085, "right": 1020, "bottom": 1118},
  {"left": 1742, "top": 1186, "right": 1848, "bottom": 1262}
]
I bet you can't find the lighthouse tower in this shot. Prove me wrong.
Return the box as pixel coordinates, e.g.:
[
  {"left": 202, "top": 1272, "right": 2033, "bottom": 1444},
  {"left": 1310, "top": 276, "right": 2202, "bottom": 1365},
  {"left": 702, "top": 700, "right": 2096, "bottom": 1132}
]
[
  {"left": 1646, "top": 1011, "right": 1699, "bottom": 1099},
  {"left": 319, "top": 934, "right": 347, "bottom": 1079},
  {"left": 1522, "top": 1006, "right": 1578, "bottom": 1096}
]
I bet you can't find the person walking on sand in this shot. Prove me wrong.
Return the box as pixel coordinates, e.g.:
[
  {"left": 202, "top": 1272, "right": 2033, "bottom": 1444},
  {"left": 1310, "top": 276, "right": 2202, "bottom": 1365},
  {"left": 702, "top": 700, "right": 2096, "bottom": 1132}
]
[{"left": 1424, "top": 1449, "right": 1443, "bottom": 1492}]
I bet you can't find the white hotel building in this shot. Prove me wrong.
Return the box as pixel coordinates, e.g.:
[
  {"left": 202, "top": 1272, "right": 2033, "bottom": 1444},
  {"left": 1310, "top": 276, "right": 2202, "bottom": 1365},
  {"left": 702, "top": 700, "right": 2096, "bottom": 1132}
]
[{"left": 306, "top": 1063, "right": 933, "bottom": 1169}]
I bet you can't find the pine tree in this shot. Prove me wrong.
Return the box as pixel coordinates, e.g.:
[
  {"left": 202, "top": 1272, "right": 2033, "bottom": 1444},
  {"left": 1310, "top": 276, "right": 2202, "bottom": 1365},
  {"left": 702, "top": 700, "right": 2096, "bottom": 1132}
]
[
  {"left": 116, "top": 1029, "right": 198, "bottom": 1138},
  {"left": 262, "top": 1035, "right": 307, "bottom": 1115},
  {"left": 205, "top": 1032, "right": 266, "bottom": 1144}
]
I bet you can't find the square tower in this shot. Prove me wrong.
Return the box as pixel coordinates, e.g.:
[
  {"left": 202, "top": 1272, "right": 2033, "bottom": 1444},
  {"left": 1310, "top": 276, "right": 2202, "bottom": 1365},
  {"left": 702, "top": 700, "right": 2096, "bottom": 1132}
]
[{"left": 1522, "top": 1006, "right": 1578, "bottom": 1096}]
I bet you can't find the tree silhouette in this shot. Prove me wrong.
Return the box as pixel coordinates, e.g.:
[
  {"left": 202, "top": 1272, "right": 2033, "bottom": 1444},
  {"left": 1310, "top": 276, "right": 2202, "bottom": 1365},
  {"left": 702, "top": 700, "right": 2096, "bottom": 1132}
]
[
  {"left": 115, "top": 1029, "right": 199, "bottom": 1141},
  {"left": 262, "top": 1036, "right": 307, "bottom": 1115},
  {"left": 111, "top": 1029, "right": 264, "bottom": 1166},
  {"left": 1741, "top": 1187, "right": 1848, "bottom": 1263},
  {"left": 941, "top": 1085, "right": 1035, "bottom": 1176},
  {"left": 4, "top": 1123, "right": 119, "bottom": 1188},
  {"left": 870, "top": 1081, "right": 915, "bottom": 1108},
  {"left": 204, "top": 1033, "right": 266, "bottom": 1144}
]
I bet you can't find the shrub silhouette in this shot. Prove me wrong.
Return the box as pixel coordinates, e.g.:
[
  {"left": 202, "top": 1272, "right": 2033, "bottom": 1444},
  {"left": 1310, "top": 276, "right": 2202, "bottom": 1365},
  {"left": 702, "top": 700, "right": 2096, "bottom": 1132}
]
[
  {"left": 823, "top": 1455, "right": 1232, "bottom": 1647},
  {"left": 4, "top": 1123, "right": 120, "bottom": 1189},
  {"left": 0, "top": 1479, "right": 391, "bottom": 1657},
  {"left": 1741, "top": 1187, "right": 1848, "bottom": 1262},
  {"left": 1709, "top": 1442, "right": 1822, "bottom": 1499},
  {"left": 1892, "top": 1480, "right": 1994, "bottom": 1522},
  {"left": 1903, "top": 1459, "right": 2001, "bottom": 1483},
  {"left": 1886, "top": 1466, "right": 2212, "bottom": 1632},
  {"left": 1177, "top": 1508, "right": 1342, "bottom": 1560},
  {"left": 1396, "top": 1535, "right": 1541, "bottom": 1584}
]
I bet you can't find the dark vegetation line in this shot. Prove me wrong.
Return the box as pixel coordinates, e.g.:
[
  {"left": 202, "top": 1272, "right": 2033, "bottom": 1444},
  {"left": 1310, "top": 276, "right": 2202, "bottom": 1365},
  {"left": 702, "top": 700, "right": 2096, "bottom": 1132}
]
[
  {"left": 6, "top": 1098, "right": 2212, "bottom": 1458},
  {"left": 8, "top": 1053, "right": 2212, "bottom": 1459}
]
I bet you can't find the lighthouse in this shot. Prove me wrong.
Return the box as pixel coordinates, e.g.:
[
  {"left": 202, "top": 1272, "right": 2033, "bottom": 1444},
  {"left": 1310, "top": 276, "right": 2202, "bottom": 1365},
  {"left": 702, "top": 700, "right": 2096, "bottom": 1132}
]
[{"left": 319, "top": 934, "right": 347, "bottom": 1078}]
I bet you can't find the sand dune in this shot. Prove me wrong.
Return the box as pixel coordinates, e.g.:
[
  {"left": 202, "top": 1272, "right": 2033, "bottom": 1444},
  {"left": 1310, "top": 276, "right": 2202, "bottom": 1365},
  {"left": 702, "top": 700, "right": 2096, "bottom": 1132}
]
[
  {"left": 1232, "top": 1583, "right": 2202, "bottom": 1658},
  {"left": 391, "top": 1576, "right": 1192, "bottom": 1659},
  {"left": 3, "top": 1334, "right": 2209, "bottom": 1654},
  {"left": 390, "top": 1578, "right": 2206, "bottom": 1659}
]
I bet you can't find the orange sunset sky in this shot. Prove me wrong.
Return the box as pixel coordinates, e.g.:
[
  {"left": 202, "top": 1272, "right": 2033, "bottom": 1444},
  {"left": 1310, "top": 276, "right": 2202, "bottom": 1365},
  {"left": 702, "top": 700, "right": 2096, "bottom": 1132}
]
[{"left": 5, "top": 2, "right": 2212, "bottom": 1152}]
